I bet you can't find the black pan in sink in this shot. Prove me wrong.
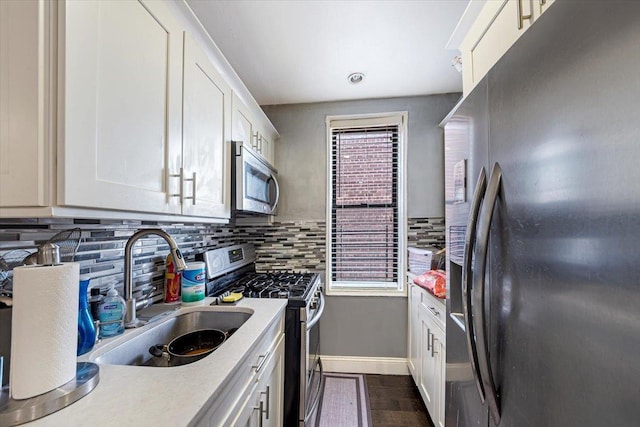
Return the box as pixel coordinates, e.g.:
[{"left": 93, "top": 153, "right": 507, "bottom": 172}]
[{"left": 149, "top": 328, "right": 228, "bottom": 366}]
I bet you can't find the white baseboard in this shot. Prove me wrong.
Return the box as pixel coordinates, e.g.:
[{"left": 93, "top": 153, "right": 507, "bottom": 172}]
[{"left": 320, "top": 355, "right": 409, "bottom": 375}]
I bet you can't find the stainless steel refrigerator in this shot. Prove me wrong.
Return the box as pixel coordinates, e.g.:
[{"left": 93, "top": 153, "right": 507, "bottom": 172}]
[{"left": 443, "top": 2, "right": 640, "bottom": 426}]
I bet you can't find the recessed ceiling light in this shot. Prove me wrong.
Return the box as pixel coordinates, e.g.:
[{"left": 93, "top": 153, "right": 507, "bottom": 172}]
[{"left": 348, "top": 72, "right": 365, "bottom": 84}]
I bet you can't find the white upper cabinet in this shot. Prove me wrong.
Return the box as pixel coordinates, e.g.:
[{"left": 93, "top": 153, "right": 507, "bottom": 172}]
[
  {"left": 0, "top": 0, "right": 50, "bottom": 208},
  {"left": 231, "top": 91, "right": 254, "bottom": 148},
  {"left": 0, "top": 0, "right": 277, "bottom": 222},
  {"left": 455, "top": 0, "right": 557, "bottom": 96},
  {"left": 182, "top": 34, "right": 231, "bottom": 219},
  {"left": 232, "top": 91, "right": 278, "bottom": 166},
  {"left": 62, "top": 0, "right": 183, "bottom": 214}
]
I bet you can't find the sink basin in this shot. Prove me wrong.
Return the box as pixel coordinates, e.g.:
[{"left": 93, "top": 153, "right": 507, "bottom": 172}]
[{"left": 91, "top": 308, "right": 253, "bottom": 367}]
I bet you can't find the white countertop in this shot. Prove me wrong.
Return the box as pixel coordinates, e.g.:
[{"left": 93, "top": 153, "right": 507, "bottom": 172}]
[{"left": 26, "top": 298, "right": 287, "bottom": 426}]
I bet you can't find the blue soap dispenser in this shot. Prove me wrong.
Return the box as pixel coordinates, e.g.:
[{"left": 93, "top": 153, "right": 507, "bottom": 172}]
[
  {"left": 98, "top": 283, "right": 126, "bottom": 338},
  {"left": 77, "top": 275, "right": 97, "bottom": 356}
]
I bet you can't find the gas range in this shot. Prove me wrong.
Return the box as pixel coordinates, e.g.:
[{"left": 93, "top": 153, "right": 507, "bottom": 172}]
[
  {"left": 195, "top": 243, "right": 325, "bottom": 425},
  {"left": 196, "top": 244, "right": 321, "bottom": 307}
]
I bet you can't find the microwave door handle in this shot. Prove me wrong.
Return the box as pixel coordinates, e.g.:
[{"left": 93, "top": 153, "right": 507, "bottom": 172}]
[
  {"left": 463, "top": 167, "right": 487, "bottom": 403},
  {"left": 269, "top": 174, "right": 281, "bottom": 212},
  {"left": 473, "top": 162, "right": 502, "bottom": 425}
]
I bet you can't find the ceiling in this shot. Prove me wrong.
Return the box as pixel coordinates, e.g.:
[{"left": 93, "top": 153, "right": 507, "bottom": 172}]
[{"left": 186, "top": 0, "right": 469, "bottom": 106}]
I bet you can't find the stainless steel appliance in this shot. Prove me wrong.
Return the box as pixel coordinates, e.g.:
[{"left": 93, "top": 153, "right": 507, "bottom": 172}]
[
  {"left": 232, "top": 141, "right": 280, "bottom": 215},
  {"left": 443, "top": 3, "right": 640, "bottom": 426},
  {"left": 198, "top": 244, "right": 325, "bottom": 426}
]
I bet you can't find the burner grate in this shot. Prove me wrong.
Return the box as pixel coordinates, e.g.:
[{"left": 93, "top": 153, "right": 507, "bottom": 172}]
[{"left": 226, "top": 272, "right": 317, "bottom": 300}]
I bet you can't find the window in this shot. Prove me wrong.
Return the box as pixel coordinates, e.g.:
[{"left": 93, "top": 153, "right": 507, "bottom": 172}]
[{"left": 326, "top": 113, "right": 406, "bottom": 295}]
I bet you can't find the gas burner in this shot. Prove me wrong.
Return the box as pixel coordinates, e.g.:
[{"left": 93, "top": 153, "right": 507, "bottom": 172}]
[{"left": 223, "top": 271, "right": 316, "bottom": 300}]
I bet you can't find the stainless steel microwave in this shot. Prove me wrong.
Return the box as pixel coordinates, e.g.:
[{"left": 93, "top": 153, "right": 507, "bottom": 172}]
[{"left": 232, "top": 141, "right": 280, "bottom": 215}]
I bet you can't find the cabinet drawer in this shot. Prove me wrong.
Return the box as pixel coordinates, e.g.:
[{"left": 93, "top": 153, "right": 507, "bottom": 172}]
[{"left": 420, "top": 290, "right": 445, "bottom": 331}]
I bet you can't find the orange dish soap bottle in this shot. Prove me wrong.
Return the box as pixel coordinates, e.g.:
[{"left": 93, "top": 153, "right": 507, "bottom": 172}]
[{"left": 164, "top": 253, "right": 181, "bottom": 303}]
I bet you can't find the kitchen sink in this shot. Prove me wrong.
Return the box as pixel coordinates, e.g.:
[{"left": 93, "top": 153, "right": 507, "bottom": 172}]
[{"left": 90, "top": 308, "right": 253, "bottom": 367}]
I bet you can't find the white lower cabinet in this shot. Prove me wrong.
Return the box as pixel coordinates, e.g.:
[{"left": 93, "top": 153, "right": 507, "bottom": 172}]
[
  {"left": 407, "top": 281, "right": 421, "bottom": 377},
  {"left": 189, "top": 315, "right": 285, "bottom": 427},
  {"left": 229, "top": 335, "right": 284, "bottom": 427},
  {"left": 408, "top": 279, "right": 446, "bottom": 427},
  {"left": 419, "top": 304, "right": 445, "bottom": 427}
]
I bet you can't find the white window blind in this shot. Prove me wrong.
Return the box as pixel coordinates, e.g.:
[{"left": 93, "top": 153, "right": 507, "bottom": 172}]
[{"left": 329, "top": 123, "right": 400, "bottom": 289}]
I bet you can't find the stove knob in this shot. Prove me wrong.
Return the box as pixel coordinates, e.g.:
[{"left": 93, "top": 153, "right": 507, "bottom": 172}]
[{"left": 310, "top": 298, "right": 318, "bottom": 310}]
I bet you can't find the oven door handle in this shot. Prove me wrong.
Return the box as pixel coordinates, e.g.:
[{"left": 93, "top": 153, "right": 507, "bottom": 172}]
[
  {"left": 306, "top": 292, "right": 325, "bottom": 331},
  {"left": 304, "top": 357, "right": 325, "bottom": 424}
]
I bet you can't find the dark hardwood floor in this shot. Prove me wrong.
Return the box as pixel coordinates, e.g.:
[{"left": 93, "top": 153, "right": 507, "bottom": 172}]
[{"left": 365, "top": 374, "right": 434, "bottom": 427}]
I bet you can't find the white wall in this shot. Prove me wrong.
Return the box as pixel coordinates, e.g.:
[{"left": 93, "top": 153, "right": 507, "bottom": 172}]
[
  {"left": 263, "top": 94, "right": 461, "bottom": 222},
  {"left": 263, "top": 94, "right": 460, "bottom": 359}
]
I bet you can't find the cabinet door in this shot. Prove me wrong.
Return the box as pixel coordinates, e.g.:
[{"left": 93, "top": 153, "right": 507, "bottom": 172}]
[
  {"left": 462, "top": 0, "right": 534, "bottom": 95},
  {"left": 471, "top": 0, "right": 533, "bottom": 87},
  {"left": 419, "top": 307, "right": 436, "bottom": 416},
  {"left": 231, "top": 92, "right": 254, "bottom": 147},
  {"left": 0, "top": 0, "right": 50, "bottom": 207},
  {"left": 407, "top": 283, "right": 421, "bottom": 380},
  {"left": 182, "top": 34, "right": 231, "bottom": 219},
  {"left": 225, "top": 335, "right": 284, "bottom": 427},
  {"left": 260, "top": 336, "right": 284, "bottom": 427},
  {"left": 62, "top": 0, "right": 182, "bottom": 214},
  {"left": 432, "top": 325, "right": 446, "bottom": 427}
]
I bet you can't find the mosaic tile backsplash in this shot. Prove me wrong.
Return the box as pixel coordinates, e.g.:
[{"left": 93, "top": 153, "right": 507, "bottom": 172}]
[{"left": 0, "top": 217, "right": 443, "bottom": 303}]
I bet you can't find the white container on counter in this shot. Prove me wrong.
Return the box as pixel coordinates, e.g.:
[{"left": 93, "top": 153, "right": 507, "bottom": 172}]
[{"left": 181, "top": 262, "right": 206, "bottom": 306}]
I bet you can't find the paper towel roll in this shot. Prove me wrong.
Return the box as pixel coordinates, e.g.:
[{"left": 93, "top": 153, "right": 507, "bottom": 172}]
[{"left": 10, "top": 263, "right": 79, "bottom": 399}]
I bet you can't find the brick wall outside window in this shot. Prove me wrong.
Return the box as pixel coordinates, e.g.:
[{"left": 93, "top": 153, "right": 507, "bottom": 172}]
[{"left": 331, "top": 127, "right": 398, "bottom": 283}]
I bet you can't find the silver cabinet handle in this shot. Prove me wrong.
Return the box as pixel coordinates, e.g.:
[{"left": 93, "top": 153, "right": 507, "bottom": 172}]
[
  {"left": 428, "top": 306, "right": 440, "bottom": 317},
  {"left": 252, "top": 131, "right": 259, "bottom": 150},
  {"left": 252, "top": 400, "right": 264, "bottom": 427},
  {"left": 183, "top": 171, "right": 196, "bottom": 205},
  {"left": 252, "top": 352, "right": 269, "bottom": 372},
  {"left": 260, "top": 386, "right": 270, "bottom": 419},
  {"left": 431, "top": 336, "right": 438, "bottom": 358},
  {"left": 473, "top": 162, "right": 502, "bottom": 424},
  {"left": 167, "top": 168, "right": 183, "bottom": 202},
  {"left": 426, "top": 328, "right": 431, "bottom": 352},
  {"left": 517, "top": 0, "right": 533, "bottom": 29},
  {"left": 463, "top": 167, "right": 487, "bottom": 402}
]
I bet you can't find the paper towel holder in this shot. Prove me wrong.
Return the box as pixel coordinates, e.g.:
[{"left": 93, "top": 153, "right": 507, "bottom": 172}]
[
  {"left": 0, "top": 362, "right": 99, "bottom": 425},
  {"left": 36, "top": 243, "right": 60, "bottom": 266}
]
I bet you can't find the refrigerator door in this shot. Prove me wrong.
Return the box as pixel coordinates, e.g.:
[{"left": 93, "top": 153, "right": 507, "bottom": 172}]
[
  {"left": 444, "top": 78, "right": 489, "bottom": 427},
  {"left": 486, "top": 2, "right": 640, "bottom": 426}
]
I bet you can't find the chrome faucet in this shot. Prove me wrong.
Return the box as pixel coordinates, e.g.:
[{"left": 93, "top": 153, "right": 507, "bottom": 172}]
[{"left": 123, "top": 229, "right": 187, "bottom": 328}]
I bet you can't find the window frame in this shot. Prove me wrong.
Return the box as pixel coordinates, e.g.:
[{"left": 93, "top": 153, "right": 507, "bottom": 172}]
[{"left": 325, "top": 112, "right": 408, "bottom": 297}]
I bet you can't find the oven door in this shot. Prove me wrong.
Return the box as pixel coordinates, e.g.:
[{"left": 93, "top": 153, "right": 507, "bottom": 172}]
[
  {"left": 234, "top": 142, "right": 279, "bottom": 215},
  {"left": 303, "top": 292, "right": 325, "bottom": 424}
]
